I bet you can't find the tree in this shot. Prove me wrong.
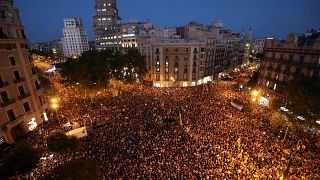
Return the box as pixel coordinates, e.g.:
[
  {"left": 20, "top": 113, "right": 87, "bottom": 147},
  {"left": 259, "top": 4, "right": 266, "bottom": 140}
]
[
  {"left": 247, "top": 71, "right": 259, "bottom": 87},
  {"left": 34, "top": 67, "right": 53, "bottom": 90},
  {"left": 286, "top": 76, "right": 320, "bottom": 120},
  {"left": 47, "top": 131, "right": 79, "bottom": 153},
  {"left": 56, "top": 49, "right": 147, "bottom": 88},
  {"left": 0, "top": 143, "right": 41, "bottom": 177},
  {"left": 56, "top": 157, "right": 100, "bottom": 180}
]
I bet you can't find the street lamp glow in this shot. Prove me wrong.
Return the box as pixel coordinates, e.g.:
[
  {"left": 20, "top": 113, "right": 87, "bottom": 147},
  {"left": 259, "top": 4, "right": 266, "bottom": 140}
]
[
  {"left": 251, "top": 90, "right": 259, "bottom": 96},
  {"left": 50, "top": 98, "right": 58, "bottom": 104},
  {"left": 252, "top": 97, "right": 256, "bottom": 102},
  {"left": 51, "top": 103, "right": 59, "bottom": 110}
]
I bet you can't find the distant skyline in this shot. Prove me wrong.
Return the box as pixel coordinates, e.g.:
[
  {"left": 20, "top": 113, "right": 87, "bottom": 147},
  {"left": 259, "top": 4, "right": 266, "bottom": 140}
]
[{"left": 16, "top": 0, "right": 320, "bottom": 42}]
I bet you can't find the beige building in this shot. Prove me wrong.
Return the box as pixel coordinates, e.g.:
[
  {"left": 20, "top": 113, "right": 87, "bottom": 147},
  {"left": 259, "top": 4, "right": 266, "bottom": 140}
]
[
  {"left": 0, "top": 0, "right": 47, "bottom": 144},
  {"left": 137, "top": 21, "right": 244, "bottom": 87},
  {"left": 257, "top": 31, "right": 320, "bottom": 107}
]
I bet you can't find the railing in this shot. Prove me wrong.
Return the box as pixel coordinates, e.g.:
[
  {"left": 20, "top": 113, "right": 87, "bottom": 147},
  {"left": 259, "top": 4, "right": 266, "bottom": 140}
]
[
  {"left": 18, "top": 93, "right": 31, "bottom": 100},
  {"left": 0, "top": 98, "right": 16, "bottom": 107},
  {"left": 0, "top": 81, "right": 9, "bottom": 88},
  {"left": 13, "top": 77, "right": 25, "bottom": 83}
]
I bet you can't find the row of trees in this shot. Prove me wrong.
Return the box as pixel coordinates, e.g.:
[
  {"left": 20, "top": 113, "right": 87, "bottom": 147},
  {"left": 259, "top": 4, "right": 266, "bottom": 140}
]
[
  {"left": 270, "top": 76, "right": 320, "bottom": 126},
  {"left": 1, "top": 131, "right": 100, "bottom": 179},
  {"left": 56, "top": 49, "right": 147, "bottom": 88}
]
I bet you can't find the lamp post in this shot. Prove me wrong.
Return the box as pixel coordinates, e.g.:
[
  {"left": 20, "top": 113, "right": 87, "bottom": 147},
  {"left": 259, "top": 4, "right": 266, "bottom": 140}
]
[{"left": 50, "top": 97, "right": 60, "bottom": 124}]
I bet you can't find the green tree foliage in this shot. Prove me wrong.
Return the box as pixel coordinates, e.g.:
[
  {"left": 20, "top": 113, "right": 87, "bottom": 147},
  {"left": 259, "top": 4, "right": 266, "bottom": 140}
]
[
  {"left": 0, "top": 143, "right": 41, "bottom": 177},
  {"left": 56, "top": 49, "right": 147, "bottom": 88},
  {"left": 56, "top": 157, "right": 100, "bottom": 180},
  {"left": 112, "top": 49, "right": 147, "bottom": 83},
  {"left": 286, "top": 76, "right": 320, "bottom": 119},
  {"left": 270, "top": 98, "right": 284, "bottom": 111},
  {"left": 247, "top": 71, "right": 259, "bottom": 87},
  {"left": 47, "top": 131, "right": 79, "bottom": 153},
  {"left": 34, "top": 67, "right": 53, "bottom": 90}
]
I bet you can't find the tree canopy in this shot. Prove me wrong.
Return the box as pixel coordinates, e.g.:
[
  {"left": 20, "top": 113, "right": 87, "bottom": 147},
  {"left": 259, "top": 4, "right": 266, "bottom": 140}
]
[
  {"left": 55, "top": 157, "right": 100, "bottom": 180},
  {"left": 47, "top": 131, "right": 79, "bottom": 153},
  {"left": 56, "top": 49, "right": 147, "bottom": 88},
  {"left": 0, "top": 143, "right": 41, "bottom": 177},
  {"left": 286, "top": 76, "right": 320, "bottom": 120}
]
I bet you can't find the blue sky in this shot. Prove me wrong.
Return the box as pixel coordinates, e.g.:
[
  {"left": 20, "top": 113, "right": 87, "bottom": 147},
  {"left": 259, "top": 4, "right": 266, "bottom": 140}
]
[{"left": 16, "top": 0, "right": 320, "bottom": 42}]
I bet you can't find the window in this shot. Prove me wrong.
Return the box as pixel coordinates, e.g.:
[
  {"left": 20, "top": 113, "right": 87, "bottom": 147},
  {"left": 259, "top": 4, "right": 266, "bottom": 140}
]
[
  {"left": 18, "top": 86, "right": 25, "bottom": 96},
  {"left": 35, "top": 81, "right": 41, "bottom": 90},
  {"left": 23, "top": 102, "right": 31, "bottom": 112},
  {"left": 192, "top": 74, "right": 196, "bottom": 80},
  {"left": 7, "top": 109, "right": 15, "bottom": 121},
  {"left": 289, "top": 54, "right": 293, "bottom": 61},
  {"left": 299, "top": 55, "right": 304, "bottom": 63},
  {"left": 0, "top": 74, "right": 3, "bottom": 84},
  {"left": 13, "top": 70, "right": 21, "bottom": 80},
  {"left": 183, "top": 74, "right": 188, "bottom": 80},
  {"left": 1, "top": 91, "right": 9, "bottom": 102},
  {"left": 156, "top": 74, "right": 160, "bottom": 81},
  {"left": 175, "top": 48, "right": 178, "bottom": 52},
  {"left": 9, "top": 56, "right": 16, "bottom": 66},
  {"left": 273, "top": 84, "right": 277, "bottom": 91}
]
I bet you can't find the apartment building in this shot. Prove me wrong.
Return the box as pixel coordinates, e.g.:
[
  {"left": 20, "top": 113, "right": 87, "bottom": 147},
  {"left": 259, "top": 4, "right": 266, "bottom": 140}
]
[
  {"left": 257, "top": 30, "right": 320, "bottom": 106},
  {"left": 0, "top": 0, "right": 47, "bottom": 144}
]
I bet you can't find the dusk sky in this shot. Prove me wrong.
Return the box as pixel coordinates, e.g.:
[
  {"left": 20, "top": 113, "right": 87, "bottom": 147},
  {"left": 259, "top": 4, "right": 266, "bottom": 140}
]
[{"left": 16, "top": 0, "right": 320, "bottom": 42}]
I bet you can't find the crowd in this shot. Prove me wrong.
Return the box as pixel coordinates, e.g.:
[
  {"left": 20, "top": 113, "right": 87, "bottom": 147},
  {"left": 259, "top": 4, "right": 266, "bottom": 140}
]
[{"left": 18, "top": 71, "right": 320, "bottom": 179}]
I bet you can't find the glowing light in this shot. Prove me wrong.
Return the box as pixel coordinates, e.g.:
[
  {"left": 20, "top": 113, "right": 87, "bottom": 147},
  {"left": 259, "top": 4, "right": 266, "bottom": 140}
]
[
  {"left": 251, "top": 90, "right": 259, "bottom": 96},
  {"left": 50, "top": 98, "right": 58, "bottom": 104},
  {"left": 51, "top": 103, "right": 59, "bottom": 110},
  {"left": 252, "top": 97, "right": 256, "bottom": 102}
]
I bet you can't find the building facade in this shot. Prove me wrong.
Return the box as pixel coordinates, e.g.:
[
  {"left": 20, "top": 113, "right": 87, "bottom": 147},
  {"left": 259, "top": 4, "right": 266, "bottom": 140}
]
[
  {"left": 0, "top": 0, "right": 47, "bottom": 144},
  {"left": 257, "top": 30, "right": 320, "bottom": 107},
  {"left": 61, "top": 18, "right": 89, "bottom": 58},
  {"left": 93, "top": 0, "right": 121, "bottom": 51},
  {"left": 137, "top": 21, "right": 244, "bottom": 87}
]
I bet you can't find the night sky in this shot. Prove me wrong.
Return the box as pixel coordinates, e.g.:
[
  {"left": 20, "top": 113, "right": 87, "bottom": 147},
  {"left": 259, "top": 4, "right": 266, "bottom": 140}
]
[{"left": 16, "top": 0, "right": 320, "bottom": 42}]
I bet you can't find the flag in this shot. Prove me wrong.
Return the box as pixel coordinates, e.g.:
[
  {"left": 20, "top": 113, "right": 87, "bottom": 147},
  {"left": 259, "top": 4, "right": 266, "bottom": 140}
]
[
  {"left": 283, "top": 149, "right": 291, "bottom": 155},
  {"left": 237, "top": 137, "right": 241, "bottom": 148},
  {"left": 179, "top": 111, "right": 183, "bottom": 126}
]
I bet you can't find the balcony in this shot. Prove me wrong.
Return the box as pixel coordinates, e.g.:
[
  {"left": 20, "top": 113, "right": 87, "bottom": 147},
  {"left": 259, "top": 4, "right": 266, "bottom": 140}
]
[
  {"left": 155, "top": 51, "right": 160, "bottom": 54},
  {"left": 0, "top": 98, "right": 16, "bottom": 108},
  {"left": 13, "top": 77, "right": 25, "bottom": 83},
  {"left": 193, "top": 51, "right": 198, "bottom": 54},
  {"left": 0, "top": 81, "right": 9, "bottom": 88},
  {"left": 18, "top": 93, "right": 31, "bottom": 100}
]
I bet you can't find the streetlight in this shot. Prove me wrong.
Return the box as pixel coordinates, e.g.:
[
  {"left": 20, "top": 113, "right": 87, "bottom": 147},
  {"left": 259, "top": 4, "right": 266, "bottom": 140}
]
[
  {"left": 50, "top": 97, "right": 60, "bottom": 124},
  {"left": 251, "top": 90, "right": 259, "bottom": 97}
]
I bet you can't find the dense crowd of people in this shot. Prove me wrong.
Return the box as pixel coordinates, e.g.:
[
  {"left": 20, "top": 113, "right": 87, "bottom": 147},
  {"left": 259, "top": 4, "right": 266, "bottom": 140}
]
[{"left": 17, "top": 71, "right": 320, "bottom": 179}]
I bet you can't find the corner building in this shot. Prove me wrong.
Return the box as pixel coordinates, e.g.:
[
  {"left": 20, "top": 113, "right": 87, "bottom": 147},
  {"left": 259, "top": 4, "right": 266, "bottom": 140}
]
[
  {"left": 257, "top": 30, "right": 320, "bottom": 106},
  {"left": 0, "top": 0, "right": 47, "bottom": 144}
]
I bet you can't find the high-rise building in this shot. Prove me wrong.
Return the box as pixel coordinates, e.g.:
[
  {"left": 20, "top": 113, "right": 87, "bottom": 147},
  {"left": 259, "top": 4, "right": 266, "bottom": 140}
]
[
  {"left": 257, "top": 30, "right": 320, "bottom": 107},
  {"left": 61, "top": 18, "right": 89, "bottom": 58},
  {"left": 0, "top": 0, "right": 47, "bottom": 144},
  {"left": 93, "top": 0, "right": 121, "bottom": 51}
]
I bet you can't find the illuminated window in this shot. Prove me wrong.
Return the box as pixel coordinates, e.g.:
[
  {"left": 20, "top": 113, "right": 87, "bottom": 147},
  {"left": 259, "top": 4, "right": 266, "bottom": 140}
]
[
  {"left": 28, "top": 117, "right": 37, "bottom": 131},
  {"left": 273, "top": 84, "right": 277, "bottom": 91}
]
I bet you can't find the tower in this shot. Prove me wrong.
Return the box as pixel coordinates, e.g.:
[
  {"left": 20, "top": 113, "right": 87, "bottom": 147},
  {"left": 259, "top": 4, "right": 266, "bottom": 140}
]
[{"left": 93, "top": 0, "right": 122, "bottom": 51}]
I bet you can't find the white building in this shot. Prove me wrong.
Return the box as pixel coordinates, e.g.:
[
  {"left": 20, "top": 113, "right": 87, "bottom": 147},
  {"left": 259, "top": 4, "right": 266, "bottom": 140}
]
[{"left": 61, "top": 18, "right": 89, "bottom": 58}]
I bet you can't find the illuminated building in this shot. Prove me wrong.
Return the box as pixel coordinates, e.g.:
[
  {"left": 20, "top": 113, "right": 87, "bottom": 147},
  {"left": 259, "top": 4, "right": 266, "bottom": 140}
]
[
  {"left": 93, "top": 0, "right": 121, "bottom": 51},
  {"left": 61, "top": 18, "right": 89, "bottom": 58},
  {"left": 257, "top": 30, "right": 320, "bottom": 106},
  {"left": 0, "top": 0, "right": 47, "bottom": 144},
  {"left": 137, "top": 21, "right": 244, "bottom": 87}
]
